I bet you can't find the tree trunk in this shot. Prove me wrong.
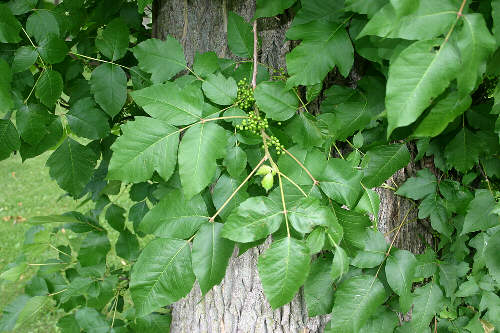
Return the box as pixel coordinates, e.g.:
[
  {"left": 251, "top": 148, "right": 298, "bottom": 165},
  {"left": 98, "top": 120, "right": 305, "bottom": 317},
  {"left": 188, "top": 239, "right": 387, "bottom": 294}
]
[{"left": 152, "top": 1, "right": 429, "bottom": 331}]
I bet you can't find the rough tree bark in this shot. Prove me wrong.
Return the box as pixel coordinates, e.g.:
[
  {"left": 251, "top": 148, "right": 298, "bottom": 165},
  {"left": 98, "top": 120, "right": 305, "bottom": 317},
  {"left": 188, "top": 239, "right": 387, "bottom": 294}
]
[{"left": 152, "top": 1, "right": 430, "bottom": 331}]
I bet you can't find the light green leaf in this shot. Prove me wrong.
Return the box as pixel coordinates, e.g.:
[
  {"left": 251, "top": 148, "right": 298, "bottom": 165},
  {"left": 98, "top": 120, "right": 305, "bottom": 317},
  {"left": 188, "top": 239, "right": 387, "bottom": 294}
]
[
  {"left": 116, "top": 228, "right": 140, "bottom": 262},
  {"left": 286, "top": 112, "right": 323, "bottom": 147},
  {"left": 96, "top": 18, "right": 129, "bottom": 61},
  {"left": 277, "top": 145, "right": 325, "bottom": 185},
  {"left": 35, "top": 70, "right": 63, "bottom": 107},
  {"left": 444, "top": 128, "right": 481, "bottom": 173},
  {"left": 258, "top": 237, "right": 310, "bottom": 309},
  {"left": 254, "top": 81, "right": 299, "bottom": 121},
  {"left": 358, "top": 0, "right": 456, "bottom": 40},
  {"left": 140, "top": 189, "right": 208, "bottom": 239},
  {"left": 327, "top": 275, "right": 387, "bottom": 333},
  {"left": 386, "top": 39, "right": 460, "bottom": 135},
  {"left": 108, "top": 117, "right": 179, "bottom": 183},
  {"left": 133, "top": 37, "right": 186, "bottom": 83},
  {"left": 193, "top": 51, "right": 219, "bottom": 77},
  {"left": 456, "top": 14, "right": 496, "bottom": 94},
  {"left": 286, "top": 21, "right": 353, "bottom": 87},
  {"left": 202, "top": 72, "right": 237, "bottom": 105},
  {"left": 46, "top": 138, "right": 98, "bottom": 196},
  {"left": 255, "top": 0, "right": 296, "bottom": 18},
  {"left": 345, "top": 0, "right": 386, "bottom": 17},
  {"left": 192, "top": 223, "right": 235, "bottom": 295},
  {"left": 306, "top": 228, "right": 325, "bottom": 254},
  {"left": 288, "top": 197, "right": 335, "bottom": 234},
  {"left": 131, "top": 82, "right": 203, "bottom": 126},
  {"left": 386, "top": 250, "right": 417, "bottom": 313},
  {"left": 304, "top": 256, "right": 334, "bottom": 316},
  {"left": 74, "top": 308, "right": 109, "bottom": 333},
  {"left": 67, "top": 97, "right": 110, "bottom": 140},
  {"left": 333, "top": 205, "right": 371, "bottom": 255},
  {"left": 396, "top": 169, "right": 437, "bottom": 200},
  {"left": 399, "top": 283, "right": 444, "bottom": 333},
  {"left": 331, "top": 245, "right": 350, "bottom": 281},
  {"left": 178, "top": 122, "right": 228, "bottom": 199},
  {"left": 130, "top": 238, "right": 195, "bottom": 316},
  {"left": 362, "top": 144, "right": 410, "bottom": 188},
  {"left": 0, "top": 119, "right": 20, "bottom": 161},
  {"left": 227, "top": 12, "right": 253, "bottom": 58},
  {"left": 60, "top": 277, "right": 93, "bottom": 303},
  {"left": 462, "top": 190, "right": 498, "bottom": 235},
  {"left": 26, "top": 10, "right": 59, "bottom": 42},
  {"left": 359, "top": 307, "right": 399, "bottom": 333},
  {"left": 351, "top": 229, "right": 387, "bottom": 268},
  {"left": 412, "top": 91, "right": 472, "bottom": 138},
  {"left": 223, "top": 145, "right": 247, "bottom": 178},
  {"left": 355, "top": 188, "right": 380, "bottom": 226},
  {"left": 12, "top": 46, "right": 38, "bottom": 73},
  {"left": 90, "top": 64, "right": 127, "bottom": 117},
  {"left": 0, "top": 262, "right": 27, "bottom": 282},
  {"left": 37, "top": 34, "right": 68, "bottom": 64},
  {"left": 319, "top": 158, "right": 363, "bottom": 208},
  {"left": 0, "top": 296, "right": 30, "bottom": 332},
  {"left": 57, "top": 315, "right": 80, "bottom": 333},
  {"left": 221, "top": 197, "right": 283, "bottom": 243},
  {"left": 212, "top": 173, "right": 249, "bottom": 219},
  {"left": 0, "top": 4, "right": 21, "bottom": 43},
  {"left": 485, "top": 229, "right": 500, "bottom": 282}
]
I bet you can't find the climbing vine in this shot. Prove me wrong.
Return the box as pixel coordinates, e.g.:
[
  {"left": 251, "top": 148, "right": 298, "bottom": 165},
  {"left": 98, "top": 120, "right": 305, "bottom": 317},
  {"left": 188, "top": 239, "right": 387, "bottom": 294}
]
[{"left": 0, "top": 0, "right": 499, "bottom": 332}]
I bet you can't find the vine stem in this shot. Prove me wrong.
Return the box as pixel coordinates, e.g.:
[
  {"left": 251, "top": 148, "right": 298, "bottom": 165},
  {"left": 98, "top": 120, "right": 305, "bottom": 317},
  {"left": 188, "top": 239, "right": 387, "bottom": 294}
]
[
  {"left": 444, "top": 0, "right": 467, "bottom": 43},
  {"left": 24, "top": 69, "right": 44, "bottom": 104},
  {"left": 282, "top": 148, "right": 319, "bottom": 185},
  {"left": 251, "top": 20, "right": 258, "bottom": 89},
  {"left": 279, "top": 172, "right": 307, "bottom": 197},
  {"left": 21, "top": 26, "right": 46, "bottom": 69},
  {"left": 209, "top": 155, "right": 268, "bottom": 222},
  {"left": 277, "top": 172, "right": 290, "bottom": 238},
  {"left": 48, "top": 288, "right": 67, "bottom": 297}
]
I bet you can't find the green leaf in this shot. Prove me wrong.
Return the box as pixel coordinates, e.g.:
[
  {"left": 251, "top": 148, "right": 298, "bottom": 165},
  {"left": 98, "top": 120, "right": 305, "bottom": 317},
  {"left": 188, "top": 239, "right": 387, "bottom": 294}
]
[
  {"left": 399, "top": 283, "right": 444, "bottom": 332},
  {"left": 286, "top": 20, "right": 353, "bottom": 87},
  {"left": 0, "top": 262, "right": 28, "bottom": 282},
  {"left": 0, "top": 295, "right": 30, "bottom": 332},
  {"left": 332, "top": 205, "right": 371, "bottom": 255},
  {"left": 212, "top": 173, "right": 249, "bottom": 219},
  {"left": 331, "top": 245, "right": 350, "bottom": 280},
  {"left": 57, "top": 315, "right": 80, "bottom": 333},
  {"left": 193, "top": 51, "right": 219, "bottom": 77},
  {"left": 0, "top": 119, "right": 20, "bottom": 161},
  {"left": 286, "top": 112, "right": 323, "bottom": 147},
  {"left": 304, "top": 256, "right": 334, "bottom": 316},
  {"left": 60, "top": 277, "right": 93, "bottom": 303},
  {"left": 362, "top": 144, "right": 410, "bottom": 188},
  {"left": 288, "top": 197, "right": 335, "bottom": 234},
  {"left": 485, "top": 230, "right": 500, "bottom": 282},
  {"left": 418, "top": 193, "right": 452, "bottom": 237},
  {"left": 0, "top": 4, "right": 21, "bottom": 43},
  {"left": 74, "top": 308, "right": 109, "bottom": 333},
  {"left": 222, "top": 196, "right": 283, "bottom": 243},
  {"left": 131, "top": 82, "right": 204, "bottom": 126},
  {"left": 130, "top": 238, "right": 195, "bottom": 316},
  {"left": 358, "top": 0, "right": 456, "bottom": 40},
  {"left": 227, "top": 12, "right": 253, "bottom": 58},
  {"left": 462, "top": 190, "right": 498, "bottom": 235},
  {"left": 202, "top": 72, "right": 237, "bottom": 105},
  {"left": 395, "top": 169, "right": 437, "bottom": 200},
  {"left": 178, "top": 122, "right": 228, "bottom": 199},
  {"left": 359, "top": 307, "right": 399, "bottom": 333},
  {"left": 105, "top": 204, "right": 126, "bottom": 231},
  {"left": 386, "top": 39, "right": 460, "bottom": 135},
  {"left": 46, "top": 138, "right": 99, "bottom": 196},
  {"left": 37, "top": 34, "right": 68, "bottom": 64},
  {"left": 223, "top": 145, "right": 247, "bottom": 178},
  {"left": 133, "top": 313, "right": 171, "bottom": 332},
  {"left": 35, "top": 70, "right": 63, "bottom": 107},
  {"left": 386, "top": 250, "right": 417, "bottom": 313},
  {"left": 12, "top": 46, "right": 38, "bottom": 73},
  {"left": 116, "top": 228, "right": 140, "bottom": 262},
  {"left": 306, "top": 228, "right": 326, "bottom": 254},
  {"left": 255, "top": 0, "right": 296, "bottom": 18},
  {"left": 444, "top": 128, "right": 481, "bottom": 173},
  {"left": 95, "top": 18, "right": 129, "bottom": 61},
  {"left": 140, "top": 189, "right": 208, "bottom": 239},
  {"left": 345, "top": 0, "right": 386, "bottom": 17},
  {"left": 355, "top": 188, "right": 380, "bottom": 226},
  {"left": 6, "top": 0, "right": 38, "bottom": 15},
  {"left": 494, "top": 0, "right": 500, "bottom": 46},
  {"left": 351, "top": 229, "right": 387, "bottom": 268},
  {"left": 108, "top": 117, "right": 179, "bottom": 183},
  {"left": 254, "top": 81, "right": 299, "bottom": 121},
  {"left": 456, "top": 14, "right": 496, "bottom": 94},
  {"left": 319, "top": 158, "right": 363, "bottom": 208},
  {"left": 277, "top": 145, "right": 325, "bottom": 185},
  {"left": 412, "top": 91, "right": 472, "bottom": 138},
  {"left": 133, "top": 37, "right": 186, "bottom": 83},
  {"left": 258, "top": 237, "right": 310, "bottom": 309},
  {"left": 77, "top": 231, "right": 110, "bottom": 267},
  {"left": 327, "top": 275, "right": 387, "bottom": 333},
  {"left": 26, "top": 10, "right": 59, "bottom": 42},
  {"left": 90, "top": 64, "right": 127, "bottom": 117},
  {"left": 414, "top": 248, "right": 437, "bottom": 279},
  {"left": 192, "top": 223, "right": 235, "bottom": 295},
  {"left": 137, "top": 0, "right": 153, "bottom": 13},
  {"left": 0, "top": 60, "right": 13, "bottom": 115},
  {"left": 66, "top": 97, "right": 110, "bottom": 140}
]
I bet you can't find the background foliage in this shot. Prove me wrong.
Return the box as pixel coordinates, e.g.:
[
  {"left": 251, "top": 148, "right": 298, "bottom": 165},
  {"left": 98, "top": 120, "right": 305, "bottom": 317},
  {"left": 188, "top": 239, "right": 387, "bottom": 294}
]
[{"left": 0, "top": 0, "right": 499, "bottom": 332}]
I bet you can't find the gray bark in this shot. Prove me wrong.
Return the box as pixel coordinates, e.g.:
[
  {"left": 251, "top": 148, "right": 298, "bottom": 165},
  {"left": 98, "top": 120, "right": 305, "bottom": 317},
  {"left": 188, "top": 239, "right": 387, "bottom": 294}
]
[{"left": 152, "top": 1, "right": 429, "bottom": 331}]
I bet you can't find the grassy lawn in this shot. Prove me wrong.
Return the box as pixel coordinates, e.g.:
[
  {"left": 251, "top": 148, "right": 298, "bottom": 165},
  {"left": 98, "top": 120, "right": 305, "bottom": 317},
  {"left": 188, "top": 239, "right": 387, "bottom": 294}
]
[{"left": 0, "top": 153, "right": 88, "bottom": 332}]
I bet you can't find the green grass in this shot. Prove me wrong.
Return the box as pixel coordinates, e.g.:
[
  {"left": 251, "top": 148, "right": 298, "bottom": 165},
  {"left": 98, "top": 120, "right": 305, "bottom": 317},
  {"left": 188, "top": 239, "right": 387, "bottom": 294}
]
[{"left": 0, "top": 152, "right": 86, "bottom": 333}]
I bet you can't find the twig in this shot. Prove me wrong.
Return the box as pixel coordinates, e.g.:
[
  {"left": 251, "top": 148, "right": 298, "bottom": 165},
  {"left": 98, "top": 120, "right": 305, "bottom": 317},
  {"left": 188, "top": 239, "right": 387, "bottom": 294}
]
[
  {"left": 282, "top": 148, "right": 319, "bottom": 185},
  {"left": 279, "top": 172, "right": 307, "bottom": 197},
  {"left": 277, "top": 172, "right": 290, "bottom": 238},
  {"left": 251, "top": 20, "right": 258, "bottom": 89}
]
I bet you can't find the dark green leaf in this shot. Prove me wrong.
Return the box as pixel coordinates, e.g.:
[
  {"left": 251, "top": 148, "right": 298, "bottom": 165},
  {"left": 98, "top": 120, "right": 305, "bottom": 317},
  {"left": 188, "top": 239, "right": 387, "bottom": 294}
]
[
  {"left": 223, "top": 145, "right": 247, "bottom": 178},
  {"left": 331, "top": 245, "right": 350, "bottom": 280},
  {"left": 288, "top": 197, "right": 335, "bottom": 234},
  {"left": 462, "top": 190, "right": 498, "bottom": 235},
  {"left": 67, "top": 97, "right": 110, "bottom": 140},
  {"left": 358, "top": 307, "right": 399, "bottom": 333},
  {"left": 386, "top": 250, "right": 416, "bottom": 313},
  {"left": 351, "top": 229, "right": 387, "bottom": 268},
  {"left": 95, "top": 18, "right": 129, "bottom": 61},
  {"left": 255, "top": 0, "right": 296, "bottom": 18},
  {"left": 57, "top": 315, "right": 80, "bottom": 333},
  {"left": 212, "top": 173, "right": 249, "bottom": 219},
  {"left": 304, "top": 256, "right": 334, "bottom": 316},
  {"left": 254, "top": 81, "right": 298, "bottom": 121},
  {"left": 286, "top": 112, "right": 323, "bottom": 147},
  {"left": 74, "top": 308, "right": 109, "bottom": 333},
  {"left": 202, "top": 72, "right": 237, "bottom": 105},
  {"left": 77, "top": 231, "right": 110, "bottom": 267},
  {"left": 90, "top": 64, "right": 127, "bottom": 117},
  {"left": 362, "top": 144, "right": 410, "bottom": 188},
  {"left": 0, "top": 119, "right": 20, "bottom": 161},
  {"left": 35, "top": 70, "right": 63, "bottom": 107},
  {"left": 444, "top": 128, "right": 481, "bottom": 173},
  {"left": 306, "top": 228, "right": 325, "bottom": 254},
  {"left": 26, "top": 10, "right": 59, "bottom": 42},
  {"left": 105, "top": 204, "right": 126, "bottom": 231},
  {"left": 12, "top": 46, "right": 38, "bottom": 73},
  {"left": 37, "top": 34, "right": 68, "bottom": 64},
  {"left": 485, "top": 229, "right": 500, "bottom": 282},
  {"left": 227, "top": 12, "right": 253, "bottom": 58},
  {"left": 116, "top": 228, "right": 140, "bottom": 262},
  {"left": 0, "top": 4, "right": 21, "bottom": 43},
  {"left": 396, "top": 169, "right": 437, "bottom": 200},
  {"left": 193, "top": 51, "right": 219, "bottom": 77},
  {"left": 399, "top": 283, "right": 443, "bottom": 332},
  {"left": 258, "top": 237, "right": 310, "bottom": 309},
  {"left": 319, "top": 158, "right": 363, "bottom": 208}
]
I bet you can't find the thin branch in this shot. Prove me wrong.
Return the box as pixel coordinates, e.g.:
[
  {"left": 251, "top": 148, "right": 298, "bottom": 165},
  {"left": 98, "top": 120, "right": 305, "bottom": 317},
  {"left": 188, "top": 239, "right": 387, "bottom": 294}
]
[
  {"left": 332, "top": 142, "right": 345, "bottom": 160},
  {"left": 251, "top": 20, "right": 258, "bottom": 89},
  {"left": 21, "top": 26, "right": 46, "bottom": 69},
  {"left": 209, "top": 156, "right": 268, "bottom": 222},
  {"left": 24, "top": 69, "right": 44, "bottom": 104},
  {"left": 444, "top": 0, "right": 467, "bottom": 42},
  {"left": 279, "top": 172, "right": 307, "bottom": 197},
  {"left": 277, "top": 172, "right": 290, "bottom": 238},
  {"left": 48, "top": 288, "right": 67, "bottom": 297},
  {"left": 282, "top": 148, "right": 319, "bottom": 185}
]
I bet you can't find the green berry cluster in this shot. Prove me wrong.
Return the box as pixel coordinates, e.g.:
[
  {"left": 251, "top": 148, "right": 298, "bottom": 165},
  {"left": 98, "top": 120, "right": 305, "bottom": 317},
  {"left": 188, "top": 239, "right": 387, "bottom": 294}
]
[
  {"left": 264, "top": 135, "right": 285, "bottom": 155},
  {"left": 236, "top": 78, "right": 255, "bottom": 111},
  {"left": 236, "top": 112, "right": 268, "bottom": 134}
]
